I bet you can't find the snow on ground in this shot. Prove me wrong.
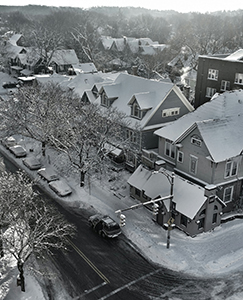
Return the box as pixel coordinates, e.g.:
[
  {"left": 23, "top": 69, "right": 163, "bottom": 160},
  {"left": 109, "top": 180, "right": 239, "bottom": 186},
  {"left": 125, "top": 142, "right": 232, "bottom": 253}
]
[{"left": 2, "top": 136, "right": 243, "bottom": 299}]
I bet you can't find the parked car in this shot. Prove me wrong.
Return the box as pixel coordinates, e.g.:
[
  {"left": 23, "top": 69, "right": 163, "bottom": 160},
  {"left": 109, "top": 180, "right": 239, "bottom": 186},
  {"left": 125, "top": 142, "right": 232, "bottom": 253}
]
[
  {"left": 2, "top": 82, "right": 18, "bottom": 89},
  {"left": 2, "top": 136, "right": 16, "bottom": 149},
  {"left": 23, "top": 157, "right": 42, "bottom": 170},
  {"left": 88, "top": 214, "right": 121, "bottom": 238},
  {"left": 9, "top": 145, "right": 27, "bottom": 158},
  {"left": 37, "top": 168, "right": 59, "bottom": 182},
  {"left": 49, "top": 179, "right": 72, "bottom": 197}
]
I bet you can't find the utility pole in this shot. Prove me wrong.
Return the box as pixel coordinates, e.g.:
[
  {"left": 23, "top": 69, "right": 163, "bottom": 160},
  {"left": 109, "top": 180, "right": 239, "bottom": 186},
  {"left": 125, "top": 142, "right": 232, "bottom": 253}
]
[{"left": 166, "top": 172, "right": 175, "bottom": 249}]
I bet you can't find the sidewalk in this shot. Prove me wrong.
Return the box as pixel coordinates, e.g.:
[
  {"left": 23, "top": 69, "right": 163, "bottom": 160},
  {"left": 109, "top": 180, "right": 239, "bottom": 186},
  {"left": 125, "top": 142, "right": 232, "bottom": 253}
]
[{"left": 1, "top": 136, "right": 243, "bottom": 280}]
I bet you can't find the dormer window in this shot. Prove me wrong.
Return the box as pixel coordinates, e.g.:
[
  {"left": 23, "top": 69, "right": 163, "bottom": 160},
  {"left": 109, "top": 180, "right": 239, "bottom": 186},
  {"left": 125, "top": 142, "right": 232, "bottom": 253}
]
[
  {"left": 101, "top": 91, "right": 109, "bottom": 107},
  {"left": 131, "top": 102, "right": 142, "bottom": 119},
  {"left": 92, "top": 86, "right": 99, "bottom": 98}
]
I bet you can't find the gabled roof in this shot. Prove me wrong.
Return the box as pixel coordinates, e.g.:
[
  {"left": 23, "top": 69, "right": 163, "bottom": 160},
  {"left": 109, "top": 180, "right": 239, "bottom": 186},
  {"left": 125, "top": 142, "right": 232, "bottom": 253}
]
[
  {"left": 155, "top": 90, "right": 243, "bottom": 162},
  {"left": 128, "top": 92, "right": 154, "bottom": 110},
  {"left": 50, "top": 49, "right": 79, "bottom": 65},
  {"left": 8, "top": 34, "right": 23, "bottom": 46},
  {"left": 127, "top": 165, "right": 206, "bottom": 219},
  {"left": 96, "top": 73, "right": 193, "bottom": 129},
  {"left": 65, "top": 72, "right": 119, "bottom": 98}
]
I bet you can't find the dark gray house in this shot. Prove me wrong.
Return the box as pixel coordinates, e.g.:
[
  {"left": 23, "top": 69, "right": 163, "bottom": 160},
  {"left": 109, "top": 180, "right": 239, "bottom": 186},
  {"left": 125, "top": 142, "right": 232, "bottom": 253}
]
[{"left": 194, "top": 49, "right": 243, "bottom": 108}]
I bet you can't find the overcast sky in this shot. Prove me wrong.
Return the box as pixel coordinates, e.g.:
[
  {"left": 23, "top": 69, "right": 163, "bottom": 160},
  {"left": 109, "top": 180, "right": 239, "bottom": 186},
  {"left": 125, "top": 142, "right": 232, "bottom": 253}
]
[{"left": 4, "top": 0, "right": 243, "bottom": 14}]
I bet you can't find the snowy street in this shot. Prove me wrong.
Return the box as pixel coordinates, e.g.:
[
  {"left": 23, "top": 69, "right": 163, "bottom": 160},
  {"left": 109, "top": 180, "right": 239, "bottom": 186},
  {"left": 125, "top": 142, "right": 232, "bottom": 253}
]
[{"left": 1, "top": 137, "right": 243, "bottom": 299}]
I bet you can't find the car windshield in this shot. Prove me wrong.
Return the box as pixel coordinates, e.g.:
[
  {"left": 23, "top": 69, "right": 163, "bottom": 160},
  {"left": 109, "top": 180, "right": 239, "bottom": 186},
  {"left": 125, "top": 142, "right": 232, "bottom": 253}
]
[{"left": 103, "top": 218, "right": 120, "bottom": 231}]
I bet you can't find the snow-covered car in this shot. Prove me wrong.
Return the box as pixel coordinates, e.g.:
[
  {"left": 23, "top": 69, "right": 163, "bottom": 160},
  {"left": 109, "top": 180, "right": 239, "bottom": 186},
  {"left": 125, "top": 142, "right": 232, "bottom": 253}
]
[
  {"left": 37, "top": 168, "right": 59, "bottom": 182},
  {"left": 23, "top": 157, "right": 42, "bottom": 170},
  {"left": 9, "top": 145, "right": 27, "bottom": 158},
  {"left": 88, "top": 214, "right": 121, "bottom": 238},
  {"left": 48, "top": 179, "right": 72, "bottom": 197},
  {"left": 2, "top": 136, "right": 16, "bottom": 149}
]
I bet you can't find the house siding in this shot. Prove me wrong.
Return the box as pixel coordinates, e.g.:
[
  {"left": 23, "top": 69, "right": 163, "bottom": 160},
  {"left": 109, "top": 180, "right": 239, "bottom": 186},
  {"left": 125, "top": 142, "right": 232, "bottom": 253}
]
[
  {"left": 175, "top": 127, "right": 213, "bottom": 184},
  {"left": 195, "top": 55, "right": 243, "bottom": 108},
  {"left": 146, "top": 90, "right": 190, "bottom": 127}
]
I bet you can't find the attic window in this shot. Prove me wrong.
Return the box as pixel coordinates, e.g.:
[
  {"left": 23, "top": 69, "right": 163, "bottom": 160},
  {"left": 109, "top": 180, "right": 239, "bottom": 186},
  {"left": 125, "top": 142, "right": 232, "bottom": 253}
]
[
  {"left": 101, "top": 91, "right": 110, "bottom": 107},
  {"left": 162, "top": 108, "right": 180, "bottom": 118},
  {"left": 131, "top": 102, "right": 143, "bottom": 119},
  {"left": 191, "top": 136, "right": 202, "bottom": 147}
]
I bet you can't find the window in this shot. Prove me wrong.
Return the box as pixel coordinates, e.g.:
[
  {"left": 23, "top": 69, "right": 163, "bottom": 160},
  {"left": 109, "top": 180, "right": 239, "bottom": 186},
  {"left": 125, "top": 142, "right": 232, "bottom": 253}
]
[
  {"left": 101, "top": 92, "right": 109, "bottom": 107},
  {"left": 190, "top": 155, "right": 198, "bottom": 174},
  {"left": 177, "top": 151, "right": 184, "bottom": 163},
  {"left": 131, "top": 102, "right": 142, "bottom": 119},
  {"left": 235, "top": 73, "right": 243, "bottom": 84},
  {"left": 198, "top": 218, "right": 205, "bottom": 230},
  {"left": 199, "top": 209, "right": 206, "bottom": 216},
  {"left": 135, "top": 188, "right": 141, "bottom": 197},
  {"left": 191, "top": 136, "right": 202, "bottom": 147},
  {"left": 221, "top": 80, "right": 230, "bottom": 91},
  {"left": 126, "top": 129, "right": 137, "bottom": 143},
  {"left": 208, "top": 69, "right": 218, "bottom": 80},
  {"left": 214, "top": 205, "right": 218, "bottom": 210},
  {"left": 206, "top": 87, "right": 217, "bottom": 98},
  {"left": 225, "top": 161, "right": 238, "bottom": 178},
  {"left": 223, "top": 186, "right": 234, "bottom": 203},
  {"left": 162, "top": 108, "right": 180, "bottom": 118},
  {"left": 165, "top": 140, "right": 175, "bottom": 159},
  {"left": 212, "top": 213, "right": 217, "bottom": 224},
  {"left": 180, "top": 214, "right": 187, "bottom": 227}
]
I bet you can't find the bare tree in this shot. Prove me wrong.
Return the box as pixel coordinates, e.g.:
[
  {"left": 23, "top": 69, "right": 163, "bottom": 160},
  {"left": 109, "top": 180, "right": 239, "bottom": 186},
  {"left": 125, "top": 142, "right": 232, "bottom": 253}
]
[
  {"left": 0, "top": 171, "right": 76, "bottom": 292},
  {"left": 0, "top": 82, "right": 78, "bottom": 156},
  {"left": 49, "top": 102, "right": 130, "bottom": 187}
]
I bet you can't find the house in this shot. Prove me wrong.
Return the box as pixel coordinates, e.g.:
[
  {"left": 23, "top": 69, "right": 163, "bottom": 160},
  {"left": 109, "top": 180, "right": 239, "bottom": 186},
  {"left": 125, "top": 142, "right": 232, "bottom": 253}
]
[
  {"left": 127, "top": 164, "right": 225, "bottom": 236},
  {"left": 91, "top": 73, "right": 194, "bottom": 170},
  {"left": 71, "top": 63, "right": 98, "bottom": 75},
  {"left": 194, "top": 49, "right": 243, "bottom": 108},
  {"left": 49, "top": 49, "right": 79, "bottom": 74},
  {"left": 154, "top": 89, "right": 243, "bottom": 215},
  {"left": 66, "top": 72, "right": 120, "bottom": 99},
  {"left": 99, "top": 36, "right": 168, "bottom": 56}
]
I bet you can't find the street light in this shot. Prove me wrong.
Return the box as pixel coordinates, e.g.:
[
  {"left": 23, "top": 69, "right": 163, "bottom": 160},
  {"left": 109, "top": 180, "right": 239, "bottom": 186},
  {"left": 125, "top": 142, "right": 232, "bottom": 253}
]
[{"left": 154, "top": 169, "right": 175, "bottom": 249}]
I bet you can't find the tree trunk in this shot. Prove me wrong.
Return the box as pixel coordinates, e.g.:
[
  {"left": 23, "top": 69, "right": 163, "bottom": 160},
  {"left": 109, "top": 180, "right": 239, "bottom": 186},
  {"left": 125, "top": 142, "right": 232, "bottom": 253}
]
[
  {"left": 80, "top": 170, "right": 85, "bottom": 187},
  {"left": 17, "top": 260, "right": 25, "bottom": 292},
  {"left": 0, "top": 227, "right": 3, "bottom": 257},
  {"left": 42, "top": 141, "right": 46, "bottom": 157}
]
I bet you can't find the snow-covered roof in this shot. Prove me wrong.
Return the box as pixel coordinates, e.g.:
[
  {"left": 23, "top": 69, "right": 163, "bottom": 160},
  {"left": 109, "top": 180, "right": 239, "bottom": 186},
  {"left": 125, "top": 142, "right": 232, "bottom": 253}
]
[
  {"left": 51, "top": 49, "right": 79, "bottom": 65},
  {"left": 130, "top": 92, "right": 154, "bottom": 110},
  {"left": 225, "top": 49, "right": 243, "bottom": 61},
  {"left": 34, "top": 73, "right": 70, "bottom": 85},
  {"left": 155, "top": 90, "right": 243, "bottom": 162},
  {"left": 96, "top": 73, "right": 193, "bottom": 129},
  {"left": 72, "top": 63, "right": 97, "bottom": 74},
  {"left": 127, "top": 165, "right": 206, "bottom": 219},
  {"left": 64, "top": 72, "right": 119, "bottom": 98},
  {"left": 8, "top": 33, "right": 22, "bottom": 46}
]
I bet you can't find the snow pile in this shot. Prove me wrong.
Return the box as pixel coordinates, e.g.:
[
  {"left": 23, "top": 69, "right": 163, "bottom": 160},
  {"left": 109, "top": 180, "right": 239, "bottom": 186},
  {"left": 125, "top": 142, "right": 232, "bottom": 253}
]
[{"left": 2, "top": 136, "right": 243, "bottom": 299}]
